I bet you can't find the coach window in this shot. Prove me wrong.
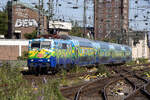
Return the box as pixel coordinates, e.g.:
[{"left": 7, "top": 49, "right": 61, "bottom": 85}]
[
  {"left": 115, "top": 46, "right": 121, "bottom": 51},
  {"left": 101, "top": 44, "right": 108, "bottom": 50},
  {"left": 57, "top": 43, "right": 62, "bottom": 49},
  {"left": 67, "top": 44, "right": 72, "bottom": 49},
  {"left": 125, "top": 47, "right": 130, "bottom": 51},
  {"left": 62, "top": 43, "right": 67, "bottom": 49},
  {"left": 54, "top": 42, "right": 57, "bottom": 49},
  {"left": 98, "top": 49, "right": 101, "bottom": 55}
]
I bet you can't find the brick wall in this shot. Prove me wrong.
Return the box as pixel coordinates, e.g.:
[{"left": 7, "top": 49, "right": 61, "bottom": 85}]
[
  {"left": 94, "top": 0, "right": 129, "bottom": 40},
  {"left": 8, "top": 1, "right": 48, "bottom": 39},
  {"left": 0, "top": 39, "right": 28, "bottom": 60},
  {"left": 12, "top": 4, "right": 38, "bottom": 39}
]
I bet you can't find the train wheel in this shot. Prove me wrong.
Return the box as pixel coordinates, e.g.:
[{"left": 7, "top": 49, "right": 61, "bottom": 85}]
[
  {"left": 29, "top": 67, "right": 34, "bottom": 74},
  {"left": 66, "top": 64, "right": 72, "bottom": 72},
  {"left": 35, "top": 67, "right": 41, "bottom": 76}
]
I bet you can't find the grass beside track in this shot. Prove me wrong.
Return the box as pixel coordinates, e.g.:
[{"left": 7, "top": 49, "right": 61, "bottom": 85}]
[{"left": 0, "top": 65, "right": 65, "bottom": 100}]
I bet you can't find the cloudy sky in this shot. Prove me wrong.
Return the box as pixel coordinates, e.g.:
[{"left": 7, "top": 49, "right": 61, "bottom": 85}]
[{"left": 0, "top": 0, "right": 94, "bottom": 27}]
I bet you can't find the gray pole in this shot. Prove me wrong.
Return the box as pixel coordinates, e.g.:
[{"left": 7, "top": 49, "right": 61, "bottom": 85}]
[
  {"left": 41, "top": 0, "right": 44, "bottom": 34},
  {"left": 48, "top": 0, "right": 53, "bottom": 20},
  {"left": 47, "top": 0, "right": 53, "bottom": 34},
  {"left": 37, "top": 0, "right": 41, "bottom": 37},
  {"left": 83, "top": 0, "right": 86, "bottom": 37},
  {"left": 11, "top": 0, "right": 14, "bottom": 38}
]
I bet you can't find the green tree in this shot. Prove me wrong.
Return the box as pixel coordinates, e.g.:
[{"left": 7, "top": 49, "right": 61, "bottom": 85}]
[
  {"left": 24, "top": 30, "right": 37, "bottom": 39},
  {"left": 69, "top": 26, "right": 83, "bottom": 37},
  {"left": 69, "top": 22, "right": 83, "bottom": 37},
  {"left": 0, "top": 11, "right": 8, "bottom": 35},
  {"left": 102, "top": 38, "right": 118, "bottom": 43}
]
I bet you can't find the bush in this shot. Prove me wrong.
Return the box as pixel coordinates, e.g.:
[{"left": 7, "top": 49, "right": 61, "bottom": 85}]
[
  {"left": 0, "top": 66, "right": 65, "bottom": 100},
  {"left": 0, "top": 66, "right": 31, "bottom": 100},
  {"left": 70, "top": 65, "right": 85, "bottom": 73},
  {"left": 24, "top": 30, "right": 37, "bottom": 39},
  {"left": 17, "top": 51, "right": 28, "bottom": 60},
  {"left": 36, "top": 79, "right": 65, "bottom": 100},
  {"left": 137, "top": 58, "right": 149, "bottom": 64},
  {"left": 96, "top": 65, "right": 110, "bottom": 76},
  {"left": 125, "top": 60, "right": 136, "bottom": 66}
]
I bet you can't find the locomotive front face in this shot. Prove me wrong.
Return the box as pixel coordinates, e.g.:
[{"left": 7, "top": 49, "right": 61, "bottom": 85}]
[
  {"left": 28, "top": 40, "right": 55, "bottom": 68},
  {"left": 29, "top": 41, "right": 52, "bottom": 59}
]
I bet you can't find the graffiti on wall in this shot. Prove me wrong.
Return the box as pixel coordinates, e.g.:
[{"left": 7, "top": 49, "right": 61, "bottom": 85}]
[
  {"left": 15, "top": 8, "right": 29, "bottom": 18},
  {"left": 15, "top": 19, "right": 38, "bottom": 28}
]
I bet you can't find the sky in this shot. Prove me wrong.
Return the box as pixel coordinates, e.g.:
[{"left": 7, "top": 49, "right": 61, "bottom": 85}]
[
  {"left": 129, "top": 0, "right": 150, "bottom": 31},
  {"left": 0, "top": 0, "right": 94, "bottom": 27}
]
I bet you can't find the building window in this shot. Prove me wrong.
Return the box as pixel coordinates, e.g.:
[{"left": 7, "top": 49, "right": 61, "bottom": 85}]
[
  {"left": 99, "top": 25, "right": 102, "bottom": 29},
  {"left": 106, "top": 9, "right": 112, "bottom": 13},
  {"left": 145, "top": 23, "right": 148, "bottom": 25},
  {"left": 105, "top": 20, "right": 111, "bottom": 22},
  {"left": 106, "top": 23, "right": 111, "bottom": 29},
  {"left": 100, "top": 19, "right": 104, "bottom": 22},
  {"left": 106, "top": 15, "right": 112, "bottom": 18},
  {"left": 114, "top": 9, "right": 120, "bottom": 14},
  {"left": 106, "top": 3, "right": 111, "bottom": 7},
  {"left": 135, "top": 1, "right": 138, "bottom": 3},
  {"left": 106, "top": 0, "right": 112, "bottom": 2},
  {"left": 114, "top": 24, "right": 118, "bottom": 29},
  {"left": 98, "top": 29, "right": 103, "bottom": 33},
  {"left": 99, "top": 0, "right": 103, "bottom": 3},
  {"left": 124, "top": 0, "right": 127, "bottom": 3}
]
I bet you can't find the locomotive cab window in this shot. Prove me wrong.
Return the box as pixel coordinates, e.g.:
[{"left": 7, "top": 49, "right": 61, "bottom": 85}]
[
  {"left": 31, "top": 42, "right": 40, "bottom": 49},
  {"left": 41, "top": 41, "right": 51, "bottom": 49}
]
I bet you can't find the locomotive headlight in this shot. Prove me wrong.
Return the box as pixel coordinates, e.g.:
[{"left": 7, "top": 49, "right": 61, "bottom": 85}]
[
  {"left": 31, "top": 59, "right": 34, "bottom": 62},
  {"left": 47, "top": 59, "right": 50, "bottom": 62}
]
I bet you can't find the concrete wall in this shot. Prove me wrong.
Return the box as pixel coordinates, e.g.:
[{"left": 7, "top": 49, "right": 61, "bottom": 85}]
[
  {"left": 132, "top": 34, "right": 150, "bottom": 59},
  {"left": 0, "top": 39, "right": 29, "bottom": 60}
]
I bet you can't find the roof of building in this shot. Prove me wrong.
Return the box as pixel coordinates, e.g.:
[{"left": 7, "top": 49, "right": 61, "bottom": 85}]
[{"left": 8, "top": 0, "right": 47, "bottom": 15}]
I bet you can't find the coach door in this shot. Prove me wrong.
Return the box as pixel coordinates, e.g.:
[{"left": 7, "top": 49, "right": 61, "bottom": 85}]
[{"left": 100, "top": 43, "right": 109, "bottom": 64}]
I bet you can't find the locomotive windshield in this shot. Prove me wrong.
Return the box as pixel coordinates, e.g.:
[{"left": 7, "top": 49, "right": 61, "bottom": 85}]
[
  {"left": 31, "top": 42, "right": 40, "bottom": 49},
  {"left": 31, "top": 41, "right": 51, "bottom": 49},
  {"left": 41, "top": 41, "right": 51, "bottom": 49}
]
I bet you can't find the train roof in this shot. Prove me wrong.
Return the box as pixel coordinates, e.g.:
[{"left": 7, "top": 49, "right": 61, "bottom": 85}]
[
  {"left": 29, "top": 38, "right": 52, "bottom": 42},
  {"left": 29, "top": 35, "right": 131, "bottom": 50}
]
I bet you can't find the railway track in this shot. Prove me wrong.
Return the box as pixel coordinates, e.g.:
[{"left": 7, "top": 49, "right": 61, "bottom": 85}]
[
  {"left": 61, "top": 76, "right": 119, "bottom": 100},
  {"left": 61, "top": 63, "right": 150, "bottom": 100},
  {"left": 23, "top": 70, "right": 97, "bottom": 86},
  {"left": 21, "top": 63, "right": 150, "bottom": 100},
  {"left": 104, "top": 65, "right": 150, "bottom": 100}
]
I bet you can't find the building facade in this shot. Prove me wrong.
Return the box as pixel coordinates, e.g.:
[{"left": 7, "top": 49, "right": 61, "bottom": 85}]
[
  {"left": 94, "top": 0, "right": 129, "bottom": 40},
  {"left": 49, "top": 21, "right": 72, "bottom": 35},
  {"left": 7, "top": 0, "right": 47, "bottom": 39},
  {"left": 128, "top": 0, "right": 150, "bottom": 59}
]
